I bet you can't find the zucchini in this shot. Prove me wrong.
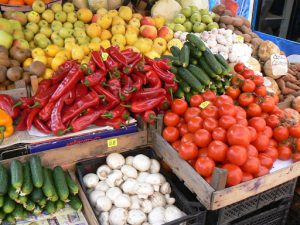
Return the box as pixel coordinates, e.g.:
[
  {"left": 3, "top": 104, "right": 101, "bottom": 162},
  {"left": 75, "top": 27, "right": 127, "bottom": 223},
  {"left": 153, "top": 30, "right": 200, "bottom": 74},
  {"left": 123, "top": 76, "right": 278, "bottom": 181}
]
[
  {"left": 53, "top": 166, "right": 69, "bottom": 201},
  {"left": 10, "top": 160, "right": 23, "bottom": 192},
  {"left": 30, "top": 188, "right": 44, "bottom": 203},
  {"left": 215, "top": 54, "right": 231, "bottom": 74},
  {"left": 45, "top": 201, "right": 56, "bottom": 214},
  {"left": 180, "top": 81, "right": 191, "bottom": 93},
  {"left": 12, "top": 204, "right": 24, "bottom": 220},
  {"left": 3, "top": 197, "right": 15, "bottom": 214},
  {"left": 69, "top": 195, "right": 82, "bottom": 211},
  {"left": 170, "top": 46, "right": 181, "bottom": 57},
  {"left": 186, "top": 34, "right": 206, "bottom": 51},
  {"left": 188, "top": 65, "right": 211, "bottom": 86},
  {"left": 56, "top": 200, "right": 65, "bottom": 211},
  {"left": 24, "top": 200, "right": 35, "bottom": 211},
  {"left": 0, "top": 196, "right": 3, "bottom": 208},
  {"left": 8, "top": 186, "right": 18, "bottom": 201},
  {"left": 21, "top": 162, "right": 33, "bottom": 196},
  {"left": 6, "top": 214, "right": 15, "bottom": 224},
  {"left": 175, "top": 86, "right": 185, "bottom": 99},
  {"left": 0, "top": 164, "right": 8, "bottom": 196},
  {"left": 33, "top": 206, "right": 42, "bottom": 216},
  {"left": 179, "top": 44, "right": 190, "bottom": 67},
  {"left": 38, "top": 197, "right": 47, "bottom": 208},
  {"left": 203, "top": 50, "right": 223, "bottom": 75},
  {"left": 65, "top": 172, "right": 79, "bottom": 195},
  {"left": 42, "top": 168, "right": 56, "bottom": 199},
  {"left": 177, "top": 68, "right": 203, "bottom": 92},
  {"left": 30, "top": 156, "right": 43, "bottom": 188}
]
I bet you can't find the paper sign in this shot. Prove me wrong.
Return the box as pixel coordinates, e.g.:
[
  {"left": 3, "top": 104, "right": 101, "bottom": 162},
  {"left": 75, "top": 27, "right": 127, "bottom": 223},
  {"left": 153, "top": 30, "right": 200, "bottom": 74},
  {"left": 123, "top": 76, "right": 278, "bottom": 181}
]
[
  {"left": 199, "top": 101, "right": 210, "bottom": 109},
  {"left": 235, "top": 35, "right": 244, "bottom": 43},
  {"left": 107, "top": 138, "right": 118, "bottom": 148},
  {"left": 270, "top": 54, "right": 288, "bottom": 76}
]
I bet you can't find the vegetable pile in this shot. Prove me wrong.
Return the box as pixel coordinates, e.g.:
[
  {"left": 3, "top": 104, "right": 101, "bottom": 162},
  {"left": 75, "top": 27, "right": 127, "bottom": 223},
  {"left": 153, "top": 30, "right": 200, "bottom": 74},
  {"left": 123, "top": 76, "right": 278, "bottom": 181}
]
[
  {"left": 82, "top": 152, "right": 186, "bottom": 225},
  {"left": 163, "top": 63, "right": 300, "bottom": 187},
  {"left": 0, "top": 155, "right": 82, "bottom": 224}
]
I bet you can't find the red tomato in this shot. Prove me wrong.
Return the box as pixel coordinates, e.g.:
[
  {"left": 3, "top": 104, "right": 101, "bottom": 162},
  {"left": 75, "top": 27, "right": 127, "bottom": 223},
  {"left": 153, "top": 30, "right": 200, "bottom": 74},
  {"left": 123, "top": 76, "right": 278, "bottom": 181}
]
[
  {"left": 260, "top": 97, "right": 275, "bottom": 113},
  {"left": 260, "top": 112, "right": 269, "bottom": 120},
  {"left": 205, "top": 176, "right": 212, "bottom": 184},
  {"left": 268, "top": 139, "right": 278, "bottom": 148},
  {"left": 266, "top": 115, "right": 280, "bottom": 128},
  {"left": 218, "top": 103, "right": 236, "bottom": 117},
  {"left": 254, "top": 165, "right": 269, "bottom": 177},
  {"left": 208, "top": 140, "right": 228, "bottom": 162},
  {"left": 179, "top": 142, "right": 198, "bottom": 160},
  {"left": 242, "top": 79, "right": 255, "bottom": 92},
  {"left": 242, "top": 69, "right": 255, "bottom": 79},
  {"left": 222, "top": 164, "right": 243, "bottom": 186},
  {"left": 249, "top": 117, "right": 266, "bottom": 132},
  {"left": 188, "top": 159, "right": 197, "bottom": 167},
  {"left": 237, "top": 118, "right": 248, "bottom": 127},
  {"left": 179, "top": 123, "right": 188, "bottom": 136},
  {"left": 198, "top": 148, "right": 208, "bottom": 157},
  {"left": 194, "top": 157, "right": 215, "bottom": 177},
  {"left": 176, "top": 118, "right": 184, "bottom": 128},
  {"left": 258, "top": 154, "right": 273, "bottom": 169},
  {"left": 235, "top": 106, "right": 247, "bottom": 118},
  {"left": 226, "top": 86, "right": 241, "bottom": 99},
  {"left": 255, "top": 86, "right": 267, "bottom": 97},
  {"left": 184, "top": 107, "right": 201, "bottom": 122},
  {"left": 227, "top": 124, "right": 250, "bottom": 147},
  {"left": 272, "top": 106, "right": 285, "bottom": 118},
  {"left": 238, "top": 93, "right": 254, "bottom": 106},
  {"left": 231, "top": 74, "right": 245, "bottom": 88},
  {"left": 252, "top": 133, "right": 270, "bottom": 152},
  {"left": 187, "top": 117, "right": 203, "bottom": 133},
  {"left": 296, "top": 139, "right": 300, "bottom": 151},
  {"left": 164, "top": 111, "right": 180, "bottom": 127},
  {"left": 212, "top": 127, "right": 227, "bottom": 142},
  {"left": 247, "top": 145, "right": 258, "bottom": 157},
  {"left": 202, "top": 91, "right": 217, "bottom": 102},
  {"left": 193, "top": 129, "right": 212, "bottom": 148},
  {"left": 248, "top": 126, "right": 257, "bottom": 142},
  {"left": 292, "top": 153, "right": 300, "bottom": 162},
  {"left": 252, "top": 75, "right": 264, "bottom": 85},
  {"left": 203, "top": 117, "right": 218, "bottom": 132},
  {"left": 190, "top": 94, "right": 204, "bottom": 107},
  {"left": 241, "top": 157, "right": 260, "bottom": 174},
  {"left": 242, "top": 172, "right": 254, "bottom": 182},
  {"left": 263, "top": 126, "right": 273, "bottom": 139},
  {"left": 289, "top": 125, "right": 300, "bottom": 138},
  {"left": 234, "top": 63, "right": 245, "bottom": 73},
  {"left": 273, "top": 95, "right": 279, "bottom": 104},
  {"left": 214, "top": 95, "right": 234, "bottom": 107},
  {"left": 163, "top": 127, "right": 179, "bottom": 143},
  {"left": 172, "top": 140, "right": 181, "bottom": 152},
  {"left": 219, "top": 115, "right": 237, "bottom": 130},
  {"left": 273, "top": 126, "right": 289, "bottom": 142},
  {"left": 171, "top": 99, "right": 188, "bottom": 115},
  {"left": 201, "top": 105, "right": 219, "bottom": 119},
  {"left": 278, "top": 145, "right": 292, "bottom": 160},
  {"left": 227, "top": 145, "right": 248, "bottom": 166},
  {"left": 181, "top": 133, "right": 194, "bottom": 144},
  {"left": 264, "top": 146, "right": 278, "bottom": 162},
  {"left": 247, "top": 103, "right": 262, "bottom": 117}
]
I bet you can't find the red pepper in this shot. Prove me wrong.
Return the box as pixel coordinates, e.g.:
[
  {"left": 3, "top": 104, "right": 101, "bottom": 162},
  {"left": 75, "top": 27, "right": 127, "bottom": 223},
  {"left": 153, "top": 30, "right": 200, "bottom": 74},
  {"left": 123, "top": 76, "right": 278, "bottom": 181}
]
[
  {"left": 133, "top": 71, "right": 147, "bottom": 85},
  {"left": 92, "top": 85, "right": 120, "bottom": 107},
  {"left": 75, "top": 83, "right": 88, "bottom": 100},
  {"left": 34, "top": 79, "right": 52, "bottom": 97},
  {"left": 16, "top": 109, "right": 30, "bottom": 131},
  {"left": 120, "top": 75, "right": 135, "bottom": 101},
  {"left": 109, "top": 69, "right": 121, "bottom": 79},
  {"left": 103, "top": 54, "right": 119, "bottom": 71},
  {"left": 62, "top": 91, "right": 100, "bottom": 123},
  {"left": 121, "top": 48, "right": 133, "bottom": 54},
  {"left": 33, "top": 117, "right": 52, "bottom": 134},
  {"left": 153, "top": 62, "right": 175, "bottom": 84},
  {"left": 135, "top": 61, "right": 152, "bottom": 73},
  {"left": 109, "top": 46, "right": 128, "bottom": 66},
  {"left": 83, "top": 70, "right": 106, "bottom": 87},
  {"left": 164, "top": 81, "right": 178, "bottom": 98},
  {"left": 101, "top": 105, "right": 126, "bottom": 119},
  {"left": 155, "top": 59, "right": 172, "bottom": 70},
  {"left": 30, "top": 84, "right": 59, "bottom": 108},
  {"left": 132, "top": 88, "right": 166, "bottom": 101},
  {"left": 26, "top": 107, "right": 41, "bottom": 130},
  {"left": 91, "top": 51, "right": 106, "bottom": 71},
  {"left": 39, "top": 101, "right": 56, "bottom": 121},
  {"left": 107, "top": 78, "right": 121, "bottom": 97},
  {"left": 64, "top": 89, "right": 76, "bottom": 105},
  {"left": 13, "top": 97, "right": 34, "bottom": 109},
  {"left": 158, "top": 94, "right": 171, "bottom": 111},
  {"left": 122, "top": 57, "right": 141, "bottom": 75},
  {"left": 51, "top": 60, "right": 76, "bottom": 84},
  {"left": 0, "top": 94, "right": 20, "bottom": 119},
  {"left": 94, "top": 117, "right": 126, "bottom": 129},
  {"left": 49, "top": 64, "right": 83, "bottom": 103},
  {"left": 125, "top": 52, "right": 142, "bottom": 64},
  {"left": 88, "top": 59, "right": 97, "bottom": 73},
  {"left": 132, "top": 74, "right": 143, "bottom": 92},
  {"left": 145, "top": 70, "right": 161, "bottom": 89},
  {"left": 125, "top": 95, "right": 165, "bottom": 113},
  {"left": 51, "top": 94, "right": 68, "bottom": 136},
  {"left": 142, "top": 110, "right": 157, "bottom": 124}
]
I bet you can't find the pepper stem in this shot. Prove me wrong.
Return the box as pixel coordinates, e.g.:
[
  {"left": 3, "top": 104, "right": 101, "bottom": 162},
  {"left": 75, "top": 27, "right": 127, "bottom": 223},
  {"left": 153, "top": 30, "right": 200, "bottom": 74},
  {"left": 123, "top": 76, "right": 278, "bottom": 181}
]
[
  {"left": 102, "top": 112, "right": 113, "bottom": 119},
  {"left": 0, "top": 126, "right": 6, "bottom": 145},
  {"left": 120, "top": 104, "right": 131, "bottom": 108},
  {"left": 28, "top": 101, "right": 41, "bottom": 108},
  {"left": 13, "top": 101, "right": 22, "bottom": 109}
]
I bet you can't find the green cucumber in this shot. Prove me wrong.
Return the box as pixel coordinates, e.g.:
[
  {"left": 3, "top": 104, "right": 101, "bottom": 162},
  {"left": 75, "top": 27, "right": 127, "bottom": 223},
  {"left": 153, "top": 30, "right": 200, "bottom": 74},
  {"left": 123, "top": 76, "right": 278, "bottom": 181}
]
[
  {"left": 0, "top": 164, "right": 8, "bottom": 196},
  {"left": 191, "top": 89, "right": 199, "bottom": 95},
  {"left": 179, "top": 44, "right": 190, "bottom": 67},
  {"left": 10, "top": 160, "right": 23, "bottom": 191},
  {"left": 215, "top": 54, "right": 231, "bottom": 74},
  {"left": 38, "top": 197, "right": 47, "bottom": 208},
  {"left": 170, "top": 46, "right": 181, "bottom": 57},
  {"left": 177, "top": 68, "right": 203, "bottom": 92},
  {"left": 42, "top": 168, "right": 56, "bottom": 199},
  {"left": 203, "top": 50, "right": 223, "bottom": 75},
  {"left": 3, "top": 197, "right": 16, "bottom": 214},
  {"left": 12, "top": 204, "right": 24, "bottom": 220},
  {"left": 185, "top": 92, "right": 192, "bottom": 102},
  {"left": 69, "top": 195, "right": 82, "bottom": 211},
  {"left": 189, "top": 57, "right": 198, "bottom": 65},
  {"left": 6, "top": 214, "right": 15, "bottom": 224},
  {"left": 185, "top": 42, "right": 202, "bottom": 58},
  {"left": 33, "top": 206, "right": 42, "bottom": 216},
  {"left": 53, "top": 166, "right": 69, "bottom": 202},
  {"left": 0, "top": 196, "right": 3, "bottom": 208},
  {"left": 56, "top": 200, "right": 65, "bottom": 211},
  {"left": 65, "top": 172, "right": 79, "bottom": 195},
  {"left": 8, "top": 186, "right": 18, "bottom": 201},
  {"left": 0, "top": 210, "right": 5, "bottom": 221},
  {"left": 17, "top": 196, "right": 27, "bottom": 205},
  {"left": 187, "top": 34, "right": 206, "bottom": 51},
  {"left": 21, "top": 162, "right": 33, "bottom": 196},
  {"left": 188, "top": 65, "right": 211, "bottom": 86},
  {"left": 197, "top": 58, "right": 219, "bottom": 79},
  {"left": 24, "top": 200, "right": 35, "bottom": 211},
  {"left": 45, "top": 201, "right": 56, "bottom": 214},
  {"left": 30, "top": 156, "right": 43, "bottom": 188},
  {"left": 175, "top": 86, "right": 185, "bottom": 99},
  {"left": 170, "top": 65, "right": 178, "bottom": 74},
  {"left": 30, "top": 188, "right": 44, "bottom": 203},
  {"left": 180, "top": 81, "right": 191, "bottom": 93}
]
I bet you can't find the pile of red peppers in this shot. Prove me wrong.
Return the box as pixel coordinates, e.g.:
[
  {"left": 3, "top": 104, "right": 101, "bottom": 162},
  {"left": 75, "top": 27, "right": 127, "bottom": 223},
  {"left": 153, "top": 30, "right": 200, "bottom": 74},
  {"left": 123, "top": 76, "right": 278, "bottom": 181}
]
[{"left": 14, "top": 46, "right": 177, "bottom": 136}]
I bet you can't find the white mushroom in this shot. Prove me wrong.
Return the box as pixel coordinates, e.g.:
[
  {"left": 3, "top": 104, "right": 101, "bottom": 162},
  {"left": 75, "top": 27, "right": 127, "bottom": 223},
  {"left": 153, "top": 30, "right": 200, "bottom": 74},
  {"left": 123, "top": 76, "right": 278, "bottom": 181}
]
[
  {"left": 142, "top": 223, "right": 151, "bottom": 225},
  {"left": 165, "top": 195, "right": 176, "bottom": 205},
  {"left": 134, "top": 182, "right": 154, "bottom": 199},
  {"left": 160, "top": 182, "right": 171, "bottom": 195},
  {"left": 114, "top": 194, "right": 131, "bottom": 208},
  {"left": 121, "top": 178, "right": 137, "bottom": 194},
  {"left": 96, "top": 165, "right": 112, "bottom": 180},
  {"left": 137, "top": 172, "right": 150, "bottom": 183},
  {"left": 149, "top": 159, "right": 160, "bottom": 174},
  {"left": 106, "top": 187, "right": 122, "bottom": 201},
  {"left": 99, "top": 212, "right": 109, "bottom": 225},
  {"left": 106, "top": 170, "right": 123, "bottom": 187},
  {"left": 130, "top": 195, "right": 141, "bottom": 209},
  {"left": 132, "top": 155, "right": 151, "bottom": 172},
  {"left": 89, "top": 190, "right": 105, "bottom": 206},
  {"left": 121, "top": 165, "right": 138, "bottom": 179},
  {"left": 96, "top": 196, "right": 112, "bottom": 212},
  {"left": 83, "top": 173, "right": 99, "bottom": 189},
  {"left": 164, "top": 205, "right": 186, "bottom": 222},
  {"left": 148, "top": 207, "right": 165, "bottom": 225},
  {"left": 127, "top": 209, "right": 147, "bottom": 225},
  {"left": 150, "top": 192, "right": 166, "bottom": 208},
  {"left": 109, "top": 208, "right": 128, "bottom": 225},
  {"left": 106, "top": 153, "right": 125, "bottom": 169},
  {"left": 141, "top": 199, "right": 152, "bottom": 214},
  {"left": 126, "top": 156, "right": 134, "bottom": 166},
  {"left": 145, "top": 173, "right": 166, "bottom": 186},
  {"left": 95, "top": 181, "right": 110, "bottom": 192}
]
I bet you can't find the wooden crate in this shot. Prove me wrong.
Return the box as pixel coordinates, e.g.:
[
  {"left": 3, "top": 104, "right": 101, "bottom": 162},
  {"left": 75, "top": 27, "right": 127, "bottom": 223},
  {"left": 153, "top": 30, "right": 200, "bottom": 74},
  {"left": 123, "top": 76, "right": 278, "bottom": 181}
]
[{"left": 0, "top": 80, "right": 28, "bottom": 100}]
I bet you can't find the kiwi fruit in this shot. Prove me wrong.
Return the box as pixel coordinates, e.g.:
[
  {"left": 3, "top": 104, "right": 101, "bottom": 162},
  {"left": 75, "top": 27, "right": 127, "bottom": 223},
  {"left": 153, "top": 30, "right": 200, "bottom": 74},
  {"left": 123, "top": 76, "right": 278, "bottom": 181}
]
[
  {"left": 7, "top": 66, "right": 22, "bottom": 81},
  {"left": 0, "top": 66, "right": 7, "bottom": 83}
]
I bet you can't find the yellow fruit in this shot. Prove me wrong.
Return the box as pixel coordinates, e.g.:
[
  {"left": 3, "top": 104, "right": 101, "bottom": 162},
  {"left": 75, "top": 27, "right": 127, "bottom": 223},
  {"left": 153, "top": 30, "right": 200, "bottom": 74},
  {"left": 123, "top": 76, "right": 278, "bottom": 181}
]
[
  {"left": 97, "top": 8, "right": 108, "bottom": 17},
  {"left": 167, "top": 38, "right": 183, "bottom": 51},
  {"left": 125, "top": 46, "right": 140, "bottom": 52},
  {"left": 45, "top": 44, "right": 60, "bottom": 57},
  {"left": 100, "top": 40, "right": 111, "bottom": 49},
  {"left": 56, "top": 50, "right": 71, "bottom": 59},
  {"left": 133, "top": 38, "right": 151, "bottom": 53},
  {"left": 64, "top": 37, "right": 76, "bottom": 43},
  {"left": 111, "top": 34, "right": 126, "bottom": 47},
  {"left": 132, "top": 13, "right": 143, "bottom": 20},
  {"left": 97, "top": 14, "right": 112, "bottom": 29},
  {"left": 153, "top": 16, "right": 165, "bottom": 29},
  {"left": 23, "top": 58, "right": 33, "bottom": 67},
  {"left": 125, "top": 32, "right": 138, "bottom": 46},
  {"left": 118, "top": 45, "right": 125, "bottom": 50},
  {"left": 107, "top": 10, "right": 118, "bottom": 18},
  {"left": 47, "top": 57, "right": 53, "bottom": 67},
  {"left": 128, "top": 18, "right": 140, "bottom": 28},
  {"left": 65, "top": 42, "right": 75, "bottom": 51},
  {"left": 51, "top": 56, "right": 67, "bottom": 70},
  {"left": 100, "top": 30, "right": 112, "bottom": 40},
  {"left": 145, "top": 51, "right": 160, "bottom": 59},
  {"left": 144, "top": 38, "right": 153, "bottom": 46},
  {"left": 86, "top": 23, "right": 102, "bottom": 38},
  {"left": 118, "top": 6, "right": 132, "bottom": 21},
  {"left": 32, "top": 48, "right": 45, "bottom": 58},
  {"left": 163, "top": 50, "right": 171, "bottom": 55},
  {"left": 71, "top": 45, "right": 85, "bottom": 60},
  {"left": 112, "top": 16, "right": 125, "bottom": 26},
  {"left": 81, "top": 56, "right": 90, "bottom": 66},
  {"left": 126, "top": 25, "right": 139, "bottom": 35},
  {"left": 88, "top": 42, "right": 101, "bottom": 51},
  {"left": 152, "top": 37, "right": 167, "bottom": 54},
  {"left": 81, "top": 45, "right": 90, "bottom": 55},
  {"left": 33, "top": 55, "right": 47, "bottom": 65},
  {"left": 111, "top": 24, "right": 126, "bottom": 35},
  {"left": 43, "top": 68, "right": 53, "bottom": 79},
  {"left": 77, "top": 8, "right": 93, "bottom": 23}
]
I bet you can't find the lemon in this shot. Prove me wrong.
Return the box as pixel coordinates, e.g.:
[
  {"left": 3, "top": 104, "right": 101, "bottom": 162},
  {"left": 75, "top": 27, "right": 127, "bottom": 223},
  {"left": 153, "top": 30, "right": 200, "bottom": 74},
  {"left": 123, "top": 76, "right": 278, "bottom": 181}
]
[
  {"left": 118, "top": 6, "right": 132, "bottom": 21},
  {"left": 77, "top": 8, "right": 93, "bottom": 23},
  {"left": 97, "top": 14, "right": 112, "bottom": 29},
  {"left": 65, "top": 42, "right": 75, "bottom": 51},
  {"left": 132, "top": 13, "right": 143, "bottom": 20},
  {"left": 47, "top": 57, "right": 53, "bottom": 67},
  {"left": 108, "top": 9, "right": 118, "bottom": 18},
  {"left": 167, "top": 38, "right": 183, "bottom": 51},
  {"left": 145, "top": 51, "right": 160, "bottom": 59},
  {"left": 163, "top": 50, "right": 172, "bottom": 55},
  {"left": 99, "top": 40, "right": 111, "bottom": 49},
  {"left": 71, "top": 45, "right": 85, "bottom": 61},
  {"left": 23, "top": 58, "right": 33, "bottom": 67},
  {"left": 32, "top": 48, "right": 45, "bottom": 58},
  {"left": 86, "top": 23, "right": 101, "bottom": 38},
  {"left": 51, "top": 56, "right": 67, "bottom": 70},
  {"left": 100, "top": 30, "right": 112, "bottom": 40},
  {"left": 96, "top": 8, "right": 108, "bottom": 17},
  {"left": 88, "top": 42, "right": 101, "bottom": 51},
  {"left": 111, "top": 34, "right": 126, "bottom": 47},
  {"left": 33, "top": 55, "right": 47, "bottom": 65},
  {"left": 112, "top": 16, "right": 126, "bottom": 26},
  {"left": 45, "top": 44, "right": 60, "bottom": 57},
  {"left": 56, "top": 50, "right": 71, "bottom": 59},
  {"left": 111, "top": 24, "right": 126, "bottom": 35},
  {"left": 64, "top": 37, "right": 76, "bottom": 43},
  {"left": 80, "top": 45, "right": 90, "bottom": 55},
  {"left": 43, "top": 68, "right": 53, "bottom": 79},
  {"left": 125, "top": 32, "right": 138, "bottom": 46}
]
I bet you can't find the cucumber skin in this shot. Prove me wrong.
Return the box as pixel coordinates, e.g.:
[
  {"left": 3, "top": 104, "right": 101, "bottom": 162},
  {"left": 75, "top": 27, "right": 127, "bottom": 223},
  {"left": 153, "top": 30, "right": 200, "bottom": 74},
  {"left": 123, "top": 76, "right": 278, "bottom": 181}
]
[
  {"left": 198, "top": 58, "right": 219, "bottom": 79},
  {"left": 180, "top": 44, "right": 190, "bottom": 68},
  {"left": 175, "top": 86, "right": 185, "bottom": 99},
  {"left": 188, "top": 65, "right": 211, "bottom": 86},
  {"left": 203, "top": 50, "right": 223, "bottom": 75},
  {"left": 42, "top": 168, "right": 56, "bottom": 198},
  {"left": 177, "top": 68, "right": 203, "bottom": 92},
  {"left": 53, "top": 166, "right": 69, "bottom": 202},
  {"left": 69, "top": 195, "right": 82, "bottom": 211},
  {"left": 187, "top": 34, "right": 206, "bottom": 51},
  {"left": 30, "top": 156, "right": 44, "bottom": 188},
  {"left": 0, "top": 164, "right": 8, "bottom": 196},
  {"left": 11, "top": 160, "right": 23, "bottom": 190},
  {"left": 21, "top": 162, "right": 33, "bottom": 196},
  {"left": 3, "top": 197, "right": 16, "bottom": 214},
  {"left": 170, "top": 46, "right": 181, "bottom": 57},
  {"left": 65, "top": 172, "right": 79, "bottom": 195}
]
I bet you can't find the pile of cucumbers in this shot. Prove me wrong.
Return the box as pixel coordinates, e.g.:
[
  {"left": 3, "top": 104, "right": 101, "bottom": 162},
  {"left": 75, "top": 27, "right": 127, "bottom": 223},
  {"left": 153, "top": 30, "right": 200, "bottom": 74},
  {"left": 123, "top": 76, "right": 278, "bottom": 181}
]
[
  {"left": 165, "top": 33, "right": 232, "bottom": 101},
  {"left": 0, "top": 155, "right": 82, "bottom": 224}
]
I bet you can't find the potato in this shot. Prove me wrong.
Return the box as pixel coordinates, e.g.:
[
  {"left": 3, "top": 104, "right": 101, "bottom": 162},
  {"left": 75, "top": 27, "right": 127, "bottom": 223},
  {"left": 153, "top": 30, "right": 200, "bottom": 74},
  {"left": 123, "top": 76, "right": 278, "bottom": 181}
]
[
  {"left": 10, "top": 59, "right": 20, "bottom": 67},
  {"left": 226, "top": 25, "right": 235, "bottom": 31},
  {"left": 250, "top": 32, "right": 259, "bottom": 38},
  {"left": 232, "top": 17, "right": 244, "bottom": 27},
  {"left": 219, "top": 23, "right": 227, "bottom": 29},
  {"left": 7, "top": 66, "right": 22, "bottom": 82},
  {"left": 233, "top": 30, "right": 243, "bottom": 36},
  {"left": 213, "top": 14, "right": 220, "bottom": 22},
  {"left": 223, "top": 9, "right": 233, "bottom": 16},
  {"left": 251, "top": 38, "right": 263, "bottom": 47},
  {"left": 212, "top": 4, "right": 226, "bottom": 15},
  {"left": 242, "top": 34, "right": 252, "bottom": 43},
  {"left": 239, "top": 25, "right": 252, "bottom": 34},
  {"left": 3, "top": 79, "right": 12, "bottom": 86},
  {"left": 220, "top": 15, "right": 233, "bottom": 25}
]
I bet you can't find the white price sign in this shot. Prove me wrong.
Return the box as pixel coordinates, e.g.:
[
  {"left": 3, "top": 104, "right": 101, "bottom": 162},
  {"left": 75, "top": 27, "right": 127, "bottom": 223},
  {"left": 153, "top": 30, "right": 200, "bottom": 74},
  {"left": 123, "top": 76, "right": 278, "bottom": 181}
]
[{"left": 270, "top": 54, "right": 288, "bottom": 76}]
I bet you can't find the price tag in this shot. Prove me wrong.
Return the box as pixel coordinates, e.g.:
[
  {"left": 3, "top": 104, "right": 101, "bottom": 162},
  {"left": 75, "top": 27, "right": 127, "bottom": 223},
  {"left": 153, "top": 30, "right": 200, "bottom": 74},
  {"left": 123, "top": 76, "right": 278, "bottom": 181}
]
[
  {"left": 101, "top": 52, "right": 109, "bottom": 61},
  {"left": 107, "top": 138, "right": 118, "bottom": 148},
  {"left": 199, "top": 101, "right": 210, "bottom": 109},
  {"left": 235, "top": 35, "right": 244, "bottom": 42},
  {"left": 270, "top": 54, "right": 288, "bottom": 76}
]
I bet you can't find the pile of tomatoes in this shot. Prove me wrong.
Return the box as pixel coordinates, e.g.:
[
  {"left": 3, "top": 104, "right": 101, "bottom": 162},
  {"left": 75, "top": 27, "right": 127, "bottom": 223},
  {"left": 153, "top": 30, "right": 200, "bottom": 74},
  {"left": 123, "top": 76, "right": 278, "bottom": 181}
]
[{"left": 162, "top": 63, "right": 300, "bottom": 187}]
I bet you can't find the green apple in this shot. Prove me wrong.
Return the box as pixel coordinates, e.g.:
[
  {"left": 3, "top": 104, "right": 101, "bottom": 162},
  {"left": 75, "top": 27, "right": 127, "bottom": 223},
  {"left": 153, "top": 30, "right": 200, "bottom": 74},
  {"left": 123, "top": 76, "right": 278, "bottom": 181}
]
[
  {"left": 173, "top": 14, "right": 186, "bottom": 24},
  {"left": 27, "top": 11, "right": 40, "bottom": 23},
  {"left": 51, "top": 31, "right": 59, "bottom": 40},
  {"left": 0, "top": 18, "right": 13, "bottom": 34},
  {"left": 77, "top": 36, "right": 89, "bottom": 45},
  {"left": 9, "top": 20, "right": 22, "bottom": 30},
  {"left": 63, "top": 22, "right": 73, "bottom": 29},
  {"left": 190, "top": 13, "right": 201, "bottom": 24},
  {"left": 34, "top": 33, "right": 47, "bottom": 42},
  {"left": 183, "top": 21, "right": 193, "bottom": 32},
  {"left": 207, "top": 22, "right": 219, "bottom": 31},
  {"left": 13, "top": 30, "right": 24, "bottom": 40},
  {"left": 52, "top": 37, "right": 64, "bottom": 47},
  {"left": 167, "top": 23, "right": 176, "bottom": 30},
  {"left": 51, "top": 21, "right": 63, "bottom": 32},
  {"left": 55, "top": 11, "right": 67, "bottom": 23},
  {"left": 91, "top": 37, "right": 101, "bottom": 43},
  {"left": 29, "top": 41, "right": 35, "bottom": 49},
  {"left": 73, "top": 28, "right": 86, "bottom": 38},
  {"left": 173, "top": 24, "right": 186, "bottom": 32},
  {"left": 74, "top": 21, "right": 85, "bottom": 29},
  {"left": 24, "top": 29, "right": 34, "bottom": 41},
  {"left": 193, "top": 22, "right": 206, "bottom": 33},
  {"left": 63, "top": 2, "right": 75, "bottom": 13},
  {"left": 200, "top": 9, "right": 210, "bottom": 16},
  {"left": 64, "top": 37, "right": 75, "bottom": 43},
  {"left": 37, "top": 37, "right": 51, "bottom": 49},
  {"left": 67, "top": 12, "right": 77, "bottom": 23},
  {"left": 59, "top": 27, "right": 73, "bottom": 38},
  {"left": 181, "top": 7, "right": 192, "bottom": 18},
  {"left": 32, "top": 0, "right": 46, "bottom": 14},
  {"left": 202, "top": 15, "right": 213, "bottom": 24},
  {"left": 38, "top": 20, "right": 48, "bottom": 27},
  {"left": 13, "top": 39, "right": 29, "bottom": 49},
  {"left": 42, "top": 9, "right": 54, "bottom": 23},
  {"left": 190, "top": 6, "right": 199, "bottom": 13},
  {"left": 26, "top": 22, "right": 39, "bottom": 34},
  {"left": 40, "top": 26, "right": 52, "bottom": 37},
  {"left": 51, "top": 3, "right": 62, "bottom": 13},
  {"left": 0, "top": 30, "right": 13, "bottom": 49}
]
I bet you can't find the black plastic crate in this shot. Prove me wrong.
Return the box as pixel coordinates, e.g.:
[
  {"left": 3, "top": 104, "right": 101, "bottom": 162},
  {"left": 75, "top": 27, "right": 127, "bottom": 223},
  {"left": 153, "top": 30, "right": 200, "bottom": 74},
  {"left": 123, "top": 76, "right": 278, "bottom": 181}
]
[
  {"left": 207, "top": 178, "right": 297, "bottom": 225},
  {"left": 0, "top": 144, "right": 28, "bottom": 160},
  {"left": 76, "top": 147, "right": 206, "bottom": 225}
]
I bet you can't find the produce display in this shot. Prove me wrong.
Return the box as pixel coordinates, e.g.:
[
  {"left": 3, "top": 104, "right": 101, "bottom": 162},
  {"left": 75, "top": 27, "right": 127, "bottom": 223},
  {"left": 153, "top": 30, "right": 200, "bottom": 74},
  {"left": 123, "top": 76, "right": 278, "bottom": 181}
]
[
  {"left": 82, "top": 152, "right": 186, "bottom": 225},
  {"left": 0, "top": 155, "right": 82, "bottom": 224}
]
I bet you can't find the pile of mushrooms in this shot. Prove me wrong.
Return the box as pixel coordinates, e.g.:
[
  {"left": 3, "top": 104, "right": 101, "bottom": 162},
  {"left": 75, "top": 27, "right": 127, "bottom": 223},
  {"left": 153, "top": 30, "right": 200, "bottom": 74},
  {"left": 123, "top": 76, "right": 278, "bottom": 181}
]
[{"left": 83, "top": 153, "right": 186, "bottom": 225}]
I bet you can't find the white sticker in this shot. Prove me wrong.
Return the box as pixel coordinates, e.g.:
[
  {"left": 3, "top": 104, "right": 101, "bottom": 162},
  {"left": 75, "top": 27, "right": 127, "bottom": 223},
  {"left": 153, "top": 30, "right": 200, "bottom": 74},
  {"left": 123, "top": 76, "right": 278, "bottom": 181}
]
[{"left": 270, "top": 54, "right": 288, "bottom": 76}]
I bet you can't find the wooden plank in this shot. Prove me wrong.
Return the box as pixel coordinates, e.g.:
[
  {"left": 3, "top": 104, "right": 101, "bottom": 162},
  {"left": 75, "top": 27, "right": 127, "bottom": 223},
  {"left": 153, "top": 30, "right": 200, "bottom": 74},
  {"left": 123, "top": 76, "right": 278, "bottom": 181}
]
[
  {"left": 211, "top": 168, "right": 227, "bottom": 191},
  {"left": 30, "top": 75, "right": 39, "bottom": 96},
  {"left": 15, "top": 80, "right": 26, "bottom": 89},
  {"left": 211, "top": 160, "right": 300, "bottom": 210},
  {"left": 0, "top": 88, "right": 27, "bottom": 101},
  {"left": 152, "top": 131, "right": 214, "bottom": 209}
]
